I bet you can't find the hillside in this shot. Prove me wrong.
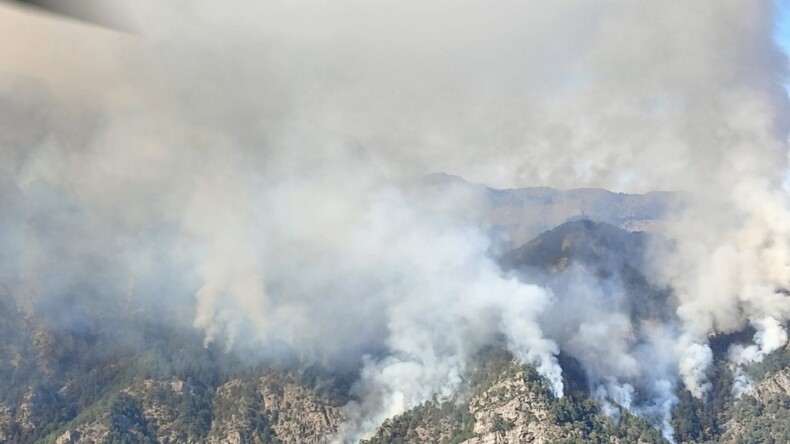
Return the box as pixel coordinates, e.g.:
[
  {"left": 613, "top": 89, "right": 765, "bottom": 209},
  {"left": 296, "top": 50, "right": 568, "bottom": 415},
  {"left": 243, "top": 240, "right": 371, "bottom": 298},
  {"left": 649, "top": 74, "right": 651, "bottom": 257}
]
[{"left": 0, "top": 220, "right": 788, "bottom": 444}]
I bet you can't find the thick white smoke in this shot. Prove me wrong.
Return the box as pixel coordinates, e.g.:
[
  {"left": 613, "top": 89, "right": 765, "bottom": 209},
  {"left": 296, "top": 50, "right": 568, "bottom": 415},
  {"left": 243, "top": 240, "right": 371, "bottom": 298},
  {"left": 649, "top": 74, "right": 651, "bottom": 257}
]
[
  {"left": 729, "top": 316, "right": 789, "bottom": 396},
  {"left": 331, "top": 191, "right": 562, "bottom": 440},
  {"left": 1, "top": 0, "right": 789, "bottom": 441},
  {"left": 533, "top": 260, "right": 681, "bottom": 442}
]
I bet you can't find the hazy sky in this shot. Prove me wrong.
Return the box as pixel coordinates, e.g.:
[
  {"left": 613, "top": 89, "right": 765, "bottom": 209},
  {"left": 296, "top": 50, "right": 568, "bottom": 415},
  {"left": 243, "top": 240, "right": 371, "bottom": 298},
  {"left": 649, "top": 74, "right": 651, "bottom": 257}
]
[{"left": 778, "top": 0, "right": 790, "bottom": 88}]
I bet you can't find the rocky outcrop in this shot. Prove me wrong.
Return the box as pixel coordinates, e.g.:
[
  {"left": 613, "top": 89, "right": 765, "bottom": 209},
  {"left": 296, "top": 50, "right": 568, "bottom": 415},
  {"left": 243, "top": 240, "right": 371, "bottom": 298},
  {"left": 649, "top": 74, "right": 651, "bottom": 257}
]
[
  {"left": 54, "top": 430, "right": 80, "bottom": 444},
  {"left": 206, "top": 373, "right": 343, "bottom": 444},
  {"left": 718, "top": 366, "right": 790, "bottom": 444},
  {"left": 123, "top": 379, "right": 202, "bottom": 443},
  {"left": 259, "top": 373, "right": 343, "bottom": 443},
  {"left": 62, "top": 420, "right": 110, "bottom": 444},
  {"left": 461, "top": 369, "right": 571, "bottom": 444}
]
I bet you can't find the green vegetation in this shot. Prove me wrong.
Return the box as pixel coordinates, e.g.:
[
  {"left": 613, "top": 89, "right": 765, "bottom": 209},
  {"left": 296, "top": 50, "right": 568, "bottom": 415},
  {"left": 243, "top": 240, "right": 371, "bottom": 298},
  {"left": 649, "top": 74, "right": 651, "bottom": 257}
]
[
  {"left": 107, "top": 394, "right": 155, "bottom": 443},
  {"left": 365, "top": 348, "right": 668, "bottom": 444},
  {"left": 725, "top": 346, "right": 790, "bottom": 444},
  {"left": 5, "top": 281, "right": 790, "bottom": 444},
  {"left": 671, "top": 361, "right": 734, "bottom": 443},
  {"left": 362, "top": 400, "right": 475, "bottom": 444}
]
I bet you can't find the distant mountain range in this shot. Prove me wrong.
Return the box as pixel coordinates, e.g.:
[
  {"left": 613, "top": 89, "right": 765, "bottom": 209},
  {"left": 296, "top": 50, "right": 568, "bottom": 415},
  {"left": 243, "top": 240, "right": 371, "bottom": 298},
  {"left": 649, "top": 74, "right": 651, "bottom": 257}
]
[{"left": 417, "top": 173, "right": 676, "bottom": 247}]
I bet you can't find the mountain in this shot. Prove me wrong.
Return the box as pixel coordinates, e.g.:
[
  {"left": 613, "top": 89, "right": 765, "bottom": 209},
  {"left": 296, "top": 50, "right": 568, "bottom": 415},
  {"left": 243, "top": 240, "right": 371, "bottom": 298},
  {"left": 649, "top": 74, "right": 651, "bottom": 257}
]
[
  {"left": 1, "top": 218, "right": 789, "bottom": 444},
  {"left": 500, "top": 219, "right": 673, "bottom": 323},
  {"left": 362, "top": 348, "right": 664, "bottom": 444},
  {"left": 362, "top": 220, "right": 790, "bottom": 444},
  {"left": 0, "top": 294, "right": 351, "bottom": 443},
  {"left": 415, "top": 173, "right": 676, "bottom": 248}
]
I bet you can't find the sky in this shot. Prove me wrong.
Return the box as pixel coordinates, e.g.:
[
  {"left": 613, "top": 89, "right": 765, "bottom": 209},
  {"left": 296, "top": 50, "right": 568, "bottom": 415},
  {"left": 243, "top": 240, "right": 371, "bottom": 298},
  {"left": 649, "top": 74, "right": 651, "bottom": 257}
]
[{"left": 778, "top": 0, "right": 790, "bottom": 89}]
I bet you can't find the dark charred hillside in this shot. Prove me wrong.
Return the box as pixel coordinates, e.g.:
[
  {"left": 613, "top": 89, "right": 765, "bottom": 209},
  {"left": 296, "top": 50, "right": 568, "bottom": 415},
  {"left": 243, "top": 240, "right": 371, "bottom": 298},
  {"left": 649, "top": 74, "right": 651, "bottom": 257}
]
[
  {"left": 501, "top": 219, "right": 673, "bottom": 323},
  {"left": 500, "top": 219, "right": 650, "bottom": 273}
]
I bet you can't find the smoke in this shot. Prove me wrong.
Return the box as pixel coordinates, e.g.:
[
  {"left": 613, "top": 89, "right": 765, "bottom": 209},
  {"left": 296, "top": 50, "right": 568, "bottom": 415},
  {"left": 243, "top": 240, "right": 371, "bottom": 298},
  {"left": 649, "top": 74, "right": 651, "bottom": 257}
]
[
  {"left": 524, "top": 252, "right": 681, "bottom": 442},
  {"left": 729, "top": 316, "right": 789, "bottom": 396},
  {"left": 332, "top": 198, "right": 563, "bottom": 440},
  {"left": 1, "top": 0, "right": 789, "bottom": 441}
]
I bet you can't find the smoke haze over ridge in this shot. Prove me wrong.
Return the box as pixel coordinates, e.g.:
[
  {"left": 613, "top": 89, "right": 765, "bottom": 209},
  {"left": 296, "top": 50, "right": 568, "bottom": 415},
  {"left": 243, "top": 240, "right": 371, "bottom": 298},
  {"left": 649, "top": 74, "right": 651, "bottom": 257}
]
[{"left": 2, "top": 1, "right": 790, "bottom": 441}]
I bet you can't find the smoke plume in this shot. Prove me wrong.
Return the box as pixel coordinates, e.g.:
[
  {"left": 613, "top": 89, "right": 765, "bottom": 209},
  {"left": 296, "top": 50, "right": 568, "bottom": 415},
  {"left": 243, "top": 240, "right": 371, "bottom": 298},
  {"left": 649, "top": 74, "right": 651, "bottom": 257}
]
[{"left": 1, "top": 0, "right": 789, "bottom": 441}]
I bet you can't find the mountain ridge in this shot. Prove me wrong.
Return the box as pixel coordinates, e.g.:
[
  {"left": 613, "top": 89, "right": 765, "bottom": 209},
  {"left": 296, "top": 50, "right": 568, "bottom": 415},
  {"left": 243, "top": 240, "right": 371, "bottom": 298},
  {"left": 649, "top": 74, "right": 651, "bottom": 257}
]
[{"left": 0, "top": 209, "right": 787, "bottom": 444}]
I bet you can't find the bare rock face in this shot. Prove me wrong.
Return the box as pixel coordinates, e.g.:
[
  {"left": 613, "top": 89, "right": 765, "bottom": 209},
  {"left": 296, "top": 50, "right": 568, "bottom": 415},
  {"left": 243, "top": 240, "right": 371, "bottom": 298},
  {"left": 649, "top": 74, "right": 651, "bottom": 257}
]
[
  {"left": 258, "top": 373, "right": 344, "bottom": 443},
  {"left": 0, "top": 404, "right": 14, "bottom": 442},
  {"left": 747, "top": 369, "right": 790, "bottom": 400},
  {"left": 718, "top": 366, "right": 790, "bottom": 444},
  {"left": 206, "top": 378, "right": 262, "bottom": 444},
  {"left": 15, "top": 390, "right": 38, "bottom": 432},
  {"left": 462, "top": 369, "right": 570, "bottom": 444},
  {"left": 122, "top": 378, "right": 201, "bottom": 443},
  {"left": 55, "top": 430, "right": 80, "bottom": 444},
  {"left": 63, "top": 420, "right": 111, "bottom": 444},
  {"left": 207, "top": 373, "right": 343, "bottom": 444},
  {"left": 50, "top": 372, "right": 343, "bottom": 444}
]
